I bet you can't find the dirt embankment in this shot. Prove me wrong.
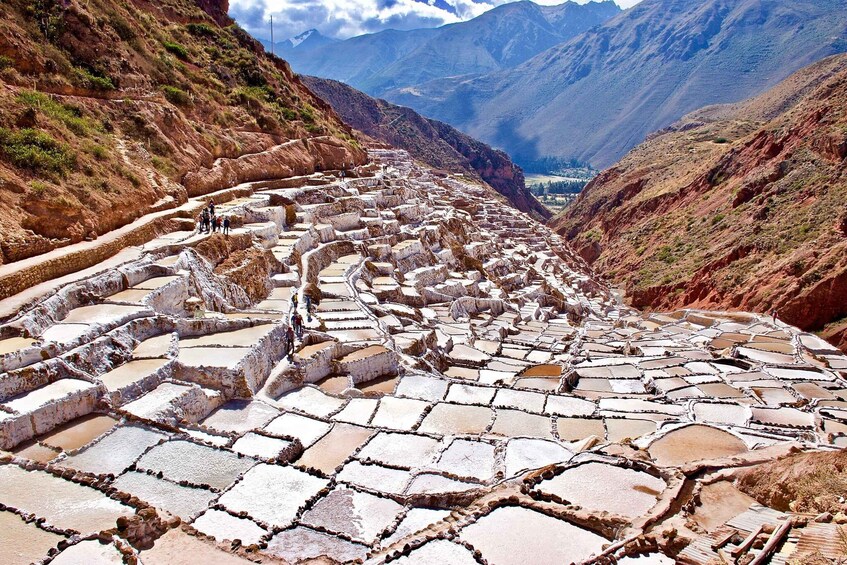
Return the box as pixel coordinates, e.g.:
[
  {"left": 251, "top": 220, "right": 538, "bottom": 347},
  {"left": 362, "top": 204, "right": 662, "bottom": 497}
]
[{"left": 551, "top": 54, "right": 847, "bottom": 351}]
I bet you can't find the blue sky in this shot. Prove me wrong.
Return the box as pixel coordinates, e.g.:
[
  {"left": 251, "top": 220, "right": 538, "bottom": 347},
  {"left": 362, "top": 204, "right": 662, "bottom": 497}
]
[{"left": 231, "top": 0, "right": 642, "bottom": 42}]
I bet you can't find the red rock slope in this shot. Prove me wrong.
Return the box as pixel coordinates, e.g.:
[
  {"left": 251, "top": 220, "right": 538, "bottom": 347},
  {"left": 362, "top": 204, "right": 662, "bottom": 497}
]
[{"left": 551, "top": 54, "right": 847, "bottom": 350}]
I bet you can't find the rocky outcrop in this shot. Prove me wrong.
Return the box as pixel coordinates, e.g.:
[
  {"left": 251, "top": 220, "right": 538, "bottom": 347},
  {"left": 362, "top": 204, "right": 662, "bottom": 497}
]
[
  {"left": 552, "top": 54, "right": 847, "bottom": 351},
  {"left": 302, "top": 76, "right": 550, "bottom": 221}
]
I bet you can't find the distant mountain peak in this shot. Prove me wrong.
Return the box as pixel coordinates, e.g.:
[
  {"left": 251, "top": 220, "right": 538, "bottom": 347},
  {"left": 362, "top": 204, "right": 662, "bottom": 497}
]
[{"left": 290, "top": 29, "right": 318, "bottom": 47}]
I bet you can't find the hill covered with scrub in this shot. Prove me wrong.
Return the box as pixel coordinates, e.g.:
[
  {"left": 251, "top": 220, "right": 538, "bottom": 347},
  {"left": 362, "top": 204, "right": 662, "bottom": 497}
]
[{"left": 0, "top": 0, "right": 364, "bottom": 264}]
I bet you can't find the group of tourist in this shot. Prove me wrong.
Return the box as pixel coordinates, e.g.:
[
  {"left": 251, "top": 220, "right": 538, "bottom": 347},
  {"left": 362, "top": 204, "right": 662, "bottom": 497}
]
[
  {"left": 282, "top": 288, "right": 316, "bottom": 362},
  {"left": 198, "top": 200, "right": 231, "bottom": 235}
]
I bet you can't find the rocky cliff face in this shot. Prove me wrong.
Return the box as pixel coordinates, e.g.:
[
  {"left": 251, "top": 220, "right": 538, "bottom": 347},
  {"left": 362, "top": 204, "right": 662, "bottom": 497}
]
[
  {"left": 0, "top": 0, "right": 364, "bottom": 264},
  {"left": 552, "top": 54, "right": 847, "bottom": 350},
  {"left": 302, "top": 76, "right": 550, "bottom": 221}
]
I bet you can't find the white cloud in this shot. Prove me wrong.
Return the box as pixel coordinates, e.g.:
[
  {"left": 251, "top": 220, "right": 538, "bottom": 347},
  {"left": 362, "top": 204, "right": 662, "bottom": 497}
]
[{"left": 231, "top": 0, "right": 643, "bottom": 41}]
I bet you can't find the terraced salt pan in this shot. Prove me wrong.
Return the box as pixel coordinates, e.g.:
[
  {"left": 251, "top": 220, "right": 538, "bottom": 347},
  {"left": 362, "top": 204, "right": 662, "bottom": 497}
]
[
  {"left": 202, "top": 400, "right": 279, "bottom": 434},
  {"left": 192, "top": 509, "right": 266, "bottom": 545},
  {"left": 405, "top": 473, "right": 479, "bottom": 496},
  {"left": 0, "top": 465, "right": 132, "bottom": 533},
  {"left": 137, "top": 440, "right": 255, "bottom": 488},
  {"left": 113, "top": 470, "right": 218, "bottom": 518},
  {"left": 534, "top": 462, "right": 666, "bottom": 518},
  {"left": 4, "top": 378, "right": 96, "bottom": 414},
  {"left": 139, "top": 527, "right": 254, "bottom": 564},
  {"left": 387, "top": 539, "right": 479, "bottom": 564},
  {"left": 751, "top": 406, "right": 814, "bottom": 428},
  {"left": 180, "top": 325, "right": 276, "bottom": 348},
  {"left": 132, "top": 276, "right": 182, "bottom": 290},
  {"left": 58, "top": 425, "right": 166, "bottom": 476},
  {"left": 297, "top": 423, "right": 373, "bottom": 474},
  {"left": 232, "top": 433, "right": 293, "bottom": 460},
  {"left": 120, "top": 382, "right": 194, "bottom": 420},
  {"left": 39, "top": 414, "right": 118, "bottom": 451},
  {"left": 357, "top": 375, "right": 398, "bottom": 395},
  {"left": 556, "top": 417, "right": 605, "bottom": 442},
  {"left": 62, "top": 304, "right": 147, "bottom": 325},
  {"left": 648, "top": 425, "right": 748, "bottom": 467},
  {"left": 418, "top": 403, "right": 494, "bottom": 435},
  {"left": 460, "top": 506, "right": 607, "bottom": 565},
  {"left": 264, "top": 526, "right": 369, "bottom": 563},
  {"left": 0, "top": 510, "right": 64, "bottom": 564},
  {"left": 133, "top": 334, "right": 174, "bottom": 358},
  {"left": 489, "top": 409, "right": 553, "bottom": 439},
  {"left": 435, "top": 439, "right": 496, "bottom": 480},
  {"left": 300, "top": 486, "right": 404, "bottom": 543},
  {"left": 51, "top": 539, "right": 124, "bottom": 564},
  {"left": 382, "top": 508, "right": 453, "bottom": 547},
  {"left": 357, "top": 431, "right": 440, "bottom": 469},
  {"left": 39, "top": 323, "right": 90, "bottom": 345},
  {"left": 336, "top": 460, "right": 411, "bottom": 495},
  {"left": 13, "top": 441, "right": 61, "bottom": 463},
  {"left": 394, "top": 374, "right": 449, "bottom": 401},
  {"left": 693, "top": 402, "right": 750, "bottom": 426},
  {"left": 277, "top": 386, "right": 346, "bottom": 418},
  {"left": 493, "top": 389, "right": 546, "bottom": 412},
  {"left": 0, "top": 336, "right": 38, "bottom": 356},
  {"left": 606, "top": 419, "right": 657, "bottom": 442},
  {"left": 99, "top": 358, "right": 169, "bottom": 394},
  {"left": 370, "top": 396, "right": 430, "bottom": 430},
  {"left": 265, "top": 412, "right": 332, "bottom": 446},
  {"left": 332, "top": 397, "right": 379, "bottom": 425},
  {"left": 218, "top": 464, "right": 328, "bottom": 528},
  {"left": 177, "top": 347, "right": 253, "bottom": 369},
  {"left": 445, "top": 383, "right": 497, "bottom": 405},
  {"left": 504, "top": 438, "right": 572, "bottom": 477}
]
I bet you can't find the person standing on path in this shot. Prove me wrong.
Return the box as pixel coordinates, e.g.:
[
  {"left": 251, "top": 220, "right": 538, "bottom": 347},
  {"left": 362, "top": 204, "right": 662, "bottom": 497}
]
[
  {"left": 223, "top": 216, "right": 230, "bottom": 235},
  {"left": 285, "top": 325, "right": 295, "bottom": 361}
]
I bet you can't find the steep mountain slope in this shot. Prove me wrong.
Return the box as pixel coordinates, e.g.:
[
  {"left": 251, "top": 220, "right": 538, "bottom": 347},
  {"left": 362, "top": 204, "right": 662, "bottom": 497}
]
[
  {"left": 286, "top": 0, "right": 620, "bottom": 97},
  {"left": 551, "top": 54, "right": 847, "bottom": 350},
  {"left": 0, "top": 0, "right": 364, "bottom": 264},
  {"left": 302, "top": 76, "right": 550, "bottom": 220},
  {"left": 387, "top": 0, "right": 847, "bottom": 169}
]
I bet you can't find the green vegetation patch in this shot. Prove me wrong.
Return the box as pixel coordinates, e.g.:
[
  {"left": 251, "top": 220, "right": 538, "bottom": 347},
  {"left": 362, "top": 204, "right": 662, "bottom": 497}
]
[
  {"left": 73, "top": 67, "right": 115, "bottom": 91},
  {"left": 16, "top": 90, "right": 93, "bottom": 135},
  {"left": 163, "top": 41, "right": 189, "bottom": 60},
  {"left": 0, "top": 128, "right": 76, "bottom": 176},
  {"left": 161, "top": 85, "right": 192, "bottom": 106}
]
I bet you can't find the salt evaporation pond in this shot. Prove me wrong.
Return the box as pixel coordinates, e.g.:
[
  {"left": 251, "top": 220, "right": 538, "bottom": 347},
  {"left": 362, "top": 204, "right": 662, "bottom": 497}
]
[
  {"left": 533, "top": 461, "right": 666, "bottom": 518},
  {"left": 136, "top": 440, "right": 256, "bottom": 488},
  {"left": 460, "top": 506, "right": 607, "bottom": 565},
  {"left": 57, "top": 425, "right": 167, "bottom": 476},
  {"left": 0, "top": 465, "right": 132, "bottom": 533},
  {"left": 300, "top": 486, "right": 404, "bottom": 544},
  {"left": 296, "top": 423, "right": 373, "bottom": 474},
  {"left": 648, "top": 425, "right": 748, "bottom": 466},
  {"left": 191, "top": 509, "right": 266, "bottom": 545}
]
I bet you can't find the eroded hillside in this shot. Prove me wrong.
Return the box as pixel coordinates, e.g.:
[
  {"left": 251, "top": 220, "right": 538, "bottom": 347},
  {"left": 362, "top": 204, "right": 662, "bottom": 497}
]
[
  {"left": 552, "top": 54, "right": 847, "bottom": 350},
  {"left": 0, "top": 0, "right": 364, "bottom": 264},
  {"left": 301, "top": 75, "right": 550, "bottom": 221}
]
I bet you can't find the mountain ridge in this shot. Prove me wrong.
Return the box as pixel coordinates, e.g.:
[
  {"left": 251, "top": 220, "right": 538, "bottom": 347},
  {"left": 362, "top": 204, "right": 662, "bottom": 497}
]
[
  {"left": 384, "top": 0, "right": 847, "bottom": 169},
  {"left": 551, "top": 53, "right": 847, "bottom": 351},
  {"left": 302, "top": 75, "right": 550, "bottom": 220},
  {"left": 284, "top": 0, "right": 621, "bottom": 97}
]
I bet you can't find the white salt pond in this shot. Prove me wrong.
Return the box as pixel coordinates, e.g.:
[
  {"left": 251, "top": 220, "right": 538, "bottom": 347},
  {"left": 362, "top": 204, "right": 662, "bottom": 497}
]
[
  {"left": 460, "top": 506, "right": 607, "bottom": 565},
  {"left": 533, "top": 462, "right": 666, "bottom": 518}
]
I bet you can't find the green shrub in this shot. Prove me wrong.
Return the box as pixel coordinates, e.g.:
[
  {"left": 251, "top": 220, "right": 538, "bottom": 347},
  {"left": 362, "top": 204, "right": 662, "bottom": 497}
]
[
  {"left": 187, "top": 22, "right": 216, "bottom": 37},
  {"left": 86, "top": 143, "right": 108, "bottom": 160},
  {"left": 73, "top": 67, "right": 115, "bottom": 91},
  {"left": 16, "top": 90, "right": 91, "bottom": 135},
  {"left": 161, "top": 85, "right": 191, "bottom": 106},
  {"left": 279, "top": 106, "right": 297, "bottom": 121},
  {"left": 714, "top": 137, "right": 729, "bottom": 144},
  {"left": 0, "top": 56, "right": 12, "bottom": 70},
  {"left": 163, "top": 41, "right": 189, "bottom": 60},
  {"left": 0, "top": 128, "right": 76, "bottom": 175},
  {"left": 109, "top": 13, "right": 136, "bottom": 40},
  {"left": 28, "top": 0, "right": 66, "bottom": 40},
  {"left": 711, "top": 213, "right": 726, "bottom": 225}
]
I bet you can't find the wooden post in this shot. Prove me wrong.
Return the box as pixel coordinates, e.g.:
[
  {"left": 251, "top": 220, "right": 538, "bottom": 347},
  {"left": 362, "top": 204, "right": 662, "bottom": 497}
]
[{"left": 749, "top": 519, "right": 793, "bottom": 565}]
